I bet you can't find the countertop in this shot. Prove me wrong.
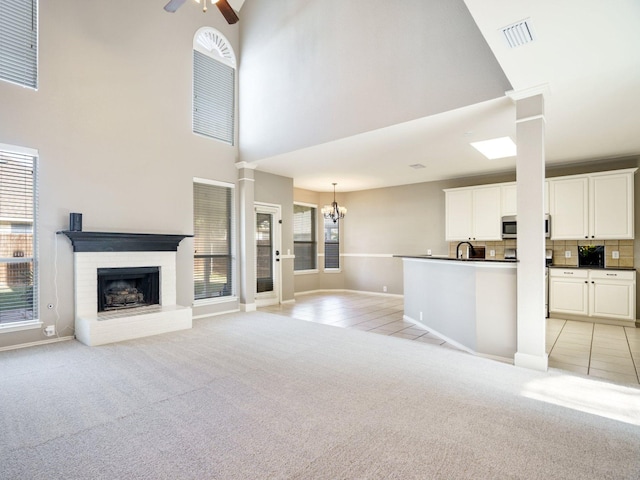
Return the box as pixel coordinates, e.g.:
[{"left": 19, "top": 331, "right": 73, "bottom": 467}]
[
  {"left": 394, "top": 255, "right": 517, "bottom": 264},
  {"left": 548, "top": 265, "right": 636, "bottom": 271}
]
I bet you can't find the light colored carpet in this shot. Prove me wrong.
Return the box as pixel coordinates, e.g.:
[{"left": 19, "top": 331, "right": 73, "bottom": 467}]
[{"left": 1, "top": 311, "right": 639, "bottom": 479}]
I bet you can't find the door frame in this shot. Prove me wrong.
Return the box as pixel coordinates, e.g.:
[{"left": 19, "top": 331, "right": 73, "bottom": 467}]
[{"left": 254, "top": 202, "right": 282, "bottom": 307}]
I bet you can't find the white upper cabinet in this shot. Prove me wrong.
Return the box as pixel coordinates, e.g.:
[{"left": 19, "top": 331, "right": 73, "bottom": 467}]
[
  {"left": 500, "top": 182, "right": 550, "bottom": 216},
  {"left": 445, "top": 188, "right": 473, "bottom": 241},
  {"left": 549, "top": 169, "right": 636, "bottom": 240},
  {"left": 472, "top": 186, "right": 502, "bottom": 240},
  {"left": 549, "top": 176, "right": 589, "bottom": 240},
  {"left": 445, "top": 185, "right": 501, "bottom": 241},
  {"left": 590, "top": 171, "right": 635, "bottom": 239}
]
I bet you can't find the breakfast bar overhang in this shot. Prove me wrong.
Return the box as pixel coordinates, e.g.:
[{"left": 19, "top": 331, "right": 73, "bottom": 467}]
[{"left": 396, "top": 256, "right": 518, "bottom": 362}]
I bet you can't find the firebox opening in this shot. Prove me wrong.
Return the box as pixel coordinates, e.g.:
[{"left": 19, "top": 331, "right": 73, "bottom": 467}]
[{"left": 97, "top": 267, "right": 160, "bottom": 313}]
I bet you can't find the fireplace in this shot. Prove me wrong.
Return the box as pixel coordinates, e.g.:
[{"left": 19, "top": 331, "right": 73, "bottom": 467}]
[
  {"left": 58, "top": 230, "right": 193, "bottom": 346},
  {"left": 97, "top": 267, "right": 160, "bottom": 313}
]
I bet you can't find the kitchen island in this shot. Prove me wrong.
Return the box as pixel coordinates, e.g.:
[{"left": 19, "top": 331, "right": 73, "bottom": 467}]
[{"left": 396, "top": 255, "right": 518, "bottom": 362}]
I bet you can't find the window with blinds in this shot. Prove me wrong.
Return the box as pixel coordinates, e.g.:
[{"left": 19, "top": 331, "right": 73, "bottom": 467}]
[
  {"left": 0, "top": 147, "right": 38, "bottom": 326},
  {"left": 193, "top": 180, "right": 235, "bottom": 301},
  {"left": 293, "top": 204, "right": 316, "bottom": 271},
  {"left": 324, "top": 217, "right": 340, "bottom": 270},
  {"left": 0, "top": 0, "right": 38, "bottom": 89},
  {"left": 193, "top": 50, "right": 235, "bottom": 145}
]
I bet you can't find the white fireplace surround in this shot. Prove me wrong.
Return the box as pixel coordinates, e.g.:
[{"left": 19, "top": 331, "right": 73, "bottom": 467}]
[{"left": 74, "top": 251, "right": 192, "bottom": 346}]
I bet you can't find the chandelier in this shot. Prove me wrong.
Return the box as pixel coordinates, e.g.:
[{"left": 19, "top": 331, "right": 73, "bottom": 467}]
[{"left": 321, "top": 183, "right": 347, "bottom": 223}]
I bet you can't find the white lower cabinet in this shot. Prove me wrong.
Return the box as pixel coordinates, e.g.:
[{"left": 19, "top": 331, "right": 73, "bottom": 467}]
[
  {"left": 549, "top": 268, "right": 636, "bottom": 321},
  {"left": 549, "top": 269, "right": 589, "bottom": 316}
]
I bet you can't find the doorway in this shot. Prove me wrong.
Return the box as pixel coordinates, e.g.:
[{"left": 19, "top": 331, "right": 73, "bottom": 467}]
[{"left": 255, "top": 203, "right": 281, "bottom": 306}]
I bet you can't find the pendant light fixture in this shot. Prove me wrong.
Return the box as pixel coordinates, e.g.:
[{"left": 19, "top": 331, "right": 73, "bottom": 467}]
[{"left": 321, "top": 183, "right": 347, "bottom": 223}]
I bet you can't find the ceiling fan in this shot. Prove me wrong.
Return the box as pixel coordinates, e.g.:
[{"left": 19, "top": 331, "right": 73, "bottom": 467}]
[{"left": 164, "top": 0, "right": 239, "bottom": 25}]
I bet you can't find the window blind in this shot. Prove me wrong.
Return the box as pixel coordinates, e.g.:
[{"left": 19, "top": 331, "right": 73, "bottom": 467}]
[
  {"left": 0, "top": 148, "right": 38, "bottom": 325},
  {"left": 324, "top": 218, "right": 340, "bottom": 269},
  {"left": 193, "top": 181, "right": 234, "bottom": 300},
  {"left": 193, "top": 50, "right": 235, "bottom": 145},
  {"left": 0, "top": 0, "right": 38, "bottom": 89},
  {"left": 293, "top": 204, "right": 316, "bottom": 271}
]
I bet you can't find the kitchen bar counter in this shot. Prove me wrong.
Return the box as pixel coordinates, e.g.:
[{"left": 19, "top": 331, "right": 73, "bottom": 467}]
[
  {"left": 396, "top": 255, "right": 517, "bottom": 361},
  {"left": 398, "top": 254, "right": 517, "bottom": 264}
]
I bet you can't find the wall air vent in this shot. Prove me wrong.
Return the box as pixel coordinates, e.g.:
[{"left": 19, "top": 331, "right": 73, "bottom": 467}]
[
  {"left": 409, "top": 163, "right": 426, "bottom": 169},
  {"left": 501, "top": 19, "right": 535, "bottom": 48}
]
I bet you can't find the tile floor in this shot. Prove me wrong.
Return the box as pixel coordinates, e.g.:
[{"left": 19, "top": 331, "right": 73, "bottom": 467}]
[{"left": 261, "top": 291, "right": 640, "bottom": 386}]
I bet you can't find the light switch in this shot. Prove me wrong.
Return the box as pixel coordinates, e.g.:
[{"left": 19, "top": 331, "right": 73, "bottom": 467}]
[
  {"left": 490, "top": 250, "right": 496, "bottom": 257},
  {"left": 565, "top": 251, "right": 571, "bottom": 258},
  {"left": 612, "top": 250, "right": 620, "bottom": 259}
]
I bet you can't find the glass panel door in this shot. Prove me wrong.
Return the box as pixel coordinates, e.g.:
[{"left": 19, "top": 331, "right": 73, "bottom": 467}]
[{"left": 255, "top": 204, "right": 281, "bottom": 306}]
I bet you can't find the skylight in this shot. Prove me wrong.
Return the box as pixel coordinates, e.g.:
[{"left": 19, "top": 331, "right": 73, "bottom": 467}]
[{"left": 470, "top": 137, "right": 517, "bottom": 160}]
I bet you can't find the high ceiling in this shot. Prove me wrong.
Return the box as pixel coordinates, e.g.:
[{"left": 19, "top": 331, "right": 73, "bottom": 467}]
[{"left": 240, "top": 0, "right": 640, "bottom": 192}]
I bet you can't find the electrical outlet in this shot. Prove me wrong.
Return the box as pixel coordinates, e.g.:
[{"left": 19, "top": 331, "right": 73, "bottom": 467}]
[
  {"left": 612, "top": 250, "right": 620, "bottom": 259},
  {"left": 427, "top": 249, "right": 432, "bottom": 256},
  {"left": 490, "top": 249, "right": 496, "bottom": 257},
  {"left": 419, "top": 311, "right": 423, "bottom": 321},
  {"left": 565, "top": 251, "right": 571, "bottom": 258},
  {"left": 383, "top": 286, "right": 387, "bottom": 293},
  {"left": 44, "top": 325, "right": 55, "bottom": 337}
]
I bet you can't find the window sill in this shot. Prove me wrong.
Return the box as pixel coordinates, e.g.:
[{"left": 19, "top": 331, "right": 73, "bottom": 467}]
[
  {"left": 323, "top": 268, "right": 342, "bottom": 274},
  {"left": 294, "top": 269, "right": 319, "bottom": 275},
  {"left": 0, "top": 320, "right": 43, "bottom": 334},
  {"left": 193, "top": 296, "right": 238, "bottom": 307}
]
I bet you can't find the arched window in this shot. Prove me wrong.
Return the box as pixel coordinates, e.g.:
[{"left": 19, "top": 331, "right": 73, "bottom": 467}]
[{"left": 193, "top": 27, "right": 236, "bottom": 145}]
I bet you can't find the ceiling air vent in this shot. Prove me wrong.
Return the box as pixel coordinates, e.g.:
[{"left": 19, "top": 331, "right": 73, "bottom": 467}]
[{"left": 501, "top": 19, "right": 535, "bottom": 48}]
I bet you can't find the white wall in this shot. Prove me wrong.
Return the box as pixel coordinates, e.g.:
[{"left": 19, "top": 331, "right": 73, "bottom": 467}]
[
  {"left": 0, "top": 1, "right": 240, "bottom": 348},
  {"left": 238, "top": 0, "right": 511, "bottom": 163}
]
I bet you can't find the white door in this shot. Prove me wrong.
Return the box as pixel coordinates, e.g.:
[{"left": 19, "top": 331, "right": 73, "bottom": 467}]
[
  {"left": 549, "top": 176, "right": 589, "bottom": 239},
  {"left": 472, "top": 186, "right": 501, "bottom": 240},
  {"left": 590, "top": 172, "right": 634, "bottom": 240},
  {"left": 255, "top": 203, "right": 281, "bottom": 306},
  {"left": 445, "top": 188, "right": 473, "bottom": 241}
]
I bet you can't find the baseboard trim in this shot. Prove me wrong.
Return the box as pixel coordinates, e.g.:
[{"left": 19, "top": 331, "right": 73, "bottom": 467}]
[
  {"left": 514, "top": 352, "right": 549, "bottom": 372},
  {"left": 240, "top": 303, "right": 257, "bottom": 312},
  {"left": 0, "top": 335, "right": 75, "bottom": 352},
  {"left": 295, "top": 289, "right": 403, "bottom": 299}
]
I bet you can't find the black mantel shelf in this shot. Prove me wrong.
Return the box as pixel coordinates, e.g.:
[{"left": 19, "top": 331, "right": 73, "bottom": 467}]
[{"left": 57, "top": 231, "right": 193, "bottom": 253}]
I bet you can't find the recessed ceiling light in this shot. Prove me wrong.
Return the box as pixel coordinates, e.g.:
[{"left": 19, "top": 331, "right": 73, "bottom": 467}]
[
  {"left": 409, "top": 163, "right": 426, "bottom": 169},
  {"left": 470, "top": 137, "right": 517, "bottom": 160}
]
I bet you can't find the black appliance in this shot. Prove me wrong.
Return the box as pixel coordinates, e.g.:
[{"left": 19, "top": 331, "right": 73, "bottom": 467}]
[{"left": 578, "top": 245, "right": 605, "bottom": 268}]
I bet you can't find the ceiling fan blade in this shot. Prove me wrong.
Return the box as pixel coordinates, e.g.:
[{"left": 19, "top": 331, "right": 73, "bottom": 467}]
[
  {"left": 164, "top": 0, "right": 187, "bottom": 13},
  {"left": 216, "top": 0, "right": 239, "bottom": 24}
]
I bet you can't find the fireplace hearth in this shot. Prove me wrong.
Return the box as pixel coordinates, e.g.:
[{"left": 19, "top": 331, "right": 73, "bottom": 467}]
[{"left": 97, "top": 267, "right": 160, "bottom": 313}]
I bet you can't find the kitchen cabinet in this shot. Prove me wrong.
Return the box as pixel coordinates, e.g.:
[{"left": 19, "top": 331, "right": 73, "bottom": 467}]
[
  {"left": 500, "top": 182, "right": 550, "bottom": 216},
  {"left": 549, "top": 169, "right": 635, "bottom": 240},
  {"left": 549, "top": 269, "right": 589, "bottom": 316},
  {"left": 445, "top": 185, "right": 501, "bottom": 241},
  {"left": 589, "top": 269, "right": 636, "bottom": 320},
  {"left": 549, "top": 268, "right": 636, "bottom": 321}
]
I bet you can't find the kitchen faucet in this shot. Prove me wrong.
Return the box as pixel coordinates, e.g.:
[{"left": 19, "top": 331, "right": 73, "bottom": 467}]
[{"left": 455, "top": 241, "right": 475, "bottom": 259}]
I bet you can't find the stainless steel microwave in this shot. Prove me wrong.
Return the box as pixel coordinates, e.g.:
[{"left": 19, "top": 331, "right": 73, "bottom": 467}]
[{"left": 501, "top": 215, "right": 550, "bottom": 239}]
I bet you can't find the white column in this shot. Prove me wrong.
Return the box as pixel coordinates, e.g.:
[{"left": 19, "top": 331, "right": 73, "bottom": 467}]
[
  {"left": 236, "top": 162, "right": 257, "bottom": 312},
  {"left": 509, "top": 86, "right": 548, "bottom": 371}
]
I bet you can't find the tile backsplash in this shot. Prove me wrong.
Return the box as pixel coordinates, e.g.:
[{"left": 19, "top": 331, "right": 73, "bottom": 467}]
[{"left": 449, "top": 239, "right": 635, "bottom": 268}]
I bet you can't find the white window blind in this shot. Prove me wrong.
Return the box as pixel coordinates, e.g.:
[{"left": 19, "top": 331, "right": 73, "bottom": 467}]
[
  {"left": 324, "top": 218, "right": 340, "bottom": 270},
  {"left": 0, "top": 0, "right": 38, "bottom": 89},
  {"left": 293, "top": 204, "right": 316, "bottom": 271},
  {"left": 0, "top": 148, "right": 38, "bottom": 325},
  {"left": 193, "top": 50, "right": 235, "bottom": 145},
  {"left": 193, "top": 180, "right": 235, "bottom": 300}
]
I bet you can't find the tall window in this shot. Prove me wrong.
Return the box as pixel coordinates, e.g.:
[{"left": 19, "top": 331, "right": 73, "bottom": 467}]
[
  {"left": 193, "top": 179, "right": 235, "bottom": 301},
  {"left": 193, "top": 27, "right": 236, "bottom": 145},
  {"left": 293, "top": 203, "right": 316, "bottom": 271},
  {"left": 0, "top": 0, "right": 38, "bottom": 89},
  {"left": 0, "top": 144, "right": 38, "bottom": 327},
  {"left": 324, "top": 218, "right": 340, "bottom": 270}
]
